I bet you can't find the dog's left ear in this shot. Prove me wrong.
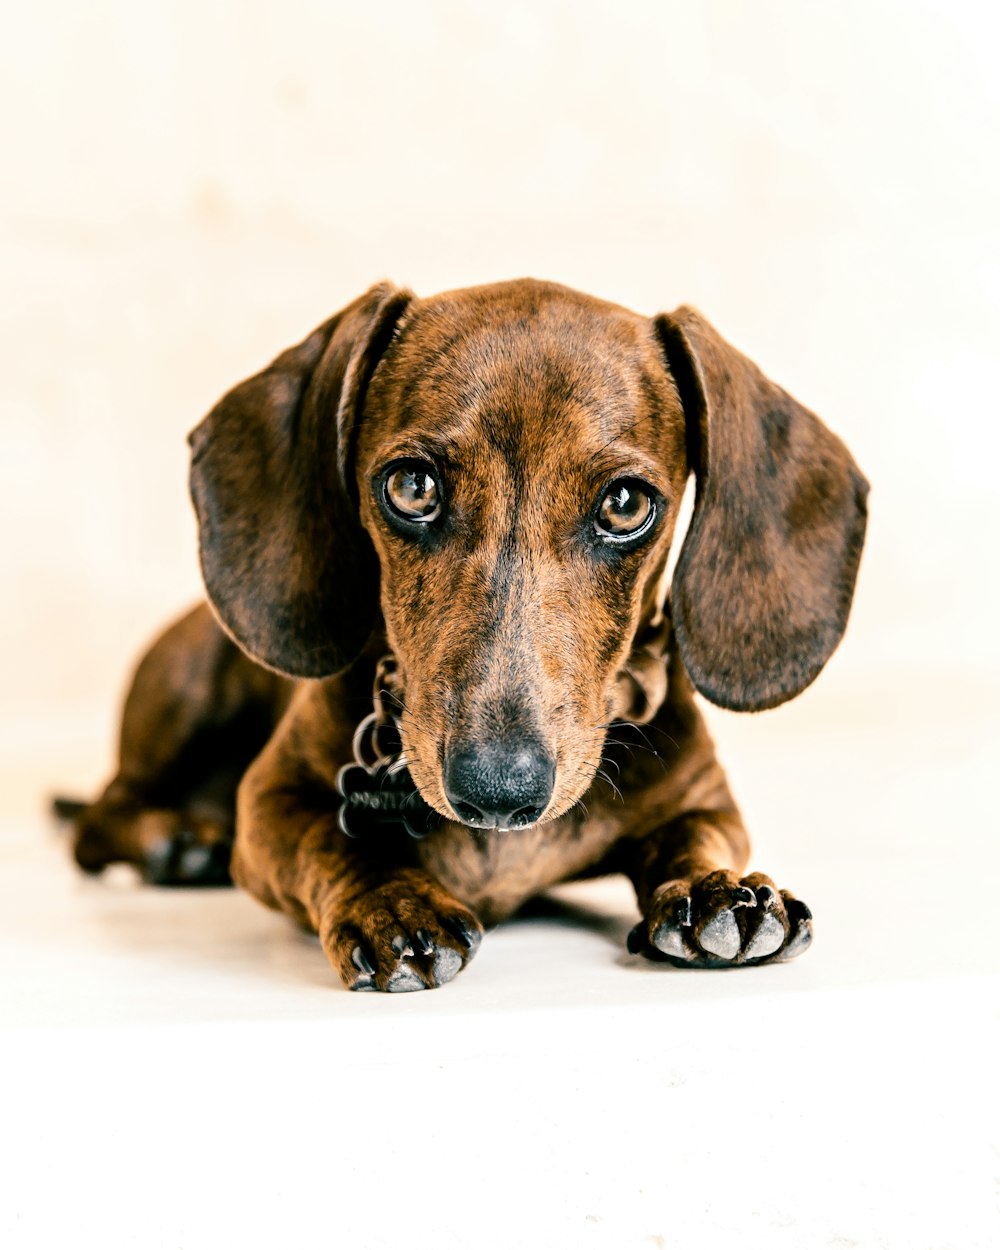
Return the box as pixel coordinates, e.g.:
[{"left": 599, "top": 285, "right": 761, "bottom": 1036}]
[{"left": 656, "top": 306, "right": 869, "bottom": 712}]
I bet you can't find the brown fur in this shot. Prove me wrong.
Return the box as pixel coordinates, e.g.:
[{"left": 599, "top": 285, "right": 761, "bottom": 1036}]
[{"left": 68, "top": 279, "right": 868, "bottom": 990}]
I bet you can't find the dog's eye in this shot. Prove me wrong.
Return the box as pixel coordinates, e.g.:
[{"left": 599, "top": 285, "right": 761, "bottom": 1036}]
[
  {"left": 595, "top": 480, "right": 655, "bottom": 540},
  {"left": 384, "top": 463, "right": 441, "bottom": 523}
]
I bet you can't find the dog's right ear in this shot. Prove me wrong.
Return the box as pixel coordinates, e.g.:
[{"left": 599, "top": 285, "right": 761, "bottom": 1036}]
[{"left": 189, "top": 283, "right": 412, "bottom": 677}]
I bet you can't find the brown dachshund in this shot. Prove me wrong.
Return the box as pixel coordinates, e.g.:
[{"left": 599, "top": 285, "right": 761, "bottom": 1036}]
[{"left": 66, "top": 279, "right": 868, "bottom": 991}]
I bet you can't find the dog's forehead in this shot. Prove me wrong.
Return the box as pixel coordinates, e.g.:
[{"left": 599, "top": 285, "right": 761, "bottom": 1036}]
[{"left": 365, "top": 280, "right": 682, "bottom": 457}]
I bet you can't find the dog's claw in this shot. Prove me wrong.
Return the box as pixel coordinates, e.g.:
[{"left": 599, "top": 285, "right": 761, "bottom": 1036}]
[
  {"left": 414, "top": 928, "right": 435, "bottom": 957},
  {"left": 391, "top": 933, "right": 415, "bottom": 958},
  {"left": 627, "top": 922, "right": 645, "bottom": 954},
  {"left": 444, "top": 915, "right": 482, "bottom": 952},
  {"left": 351, "top": 944, "right": 375, "bottom": 975}
]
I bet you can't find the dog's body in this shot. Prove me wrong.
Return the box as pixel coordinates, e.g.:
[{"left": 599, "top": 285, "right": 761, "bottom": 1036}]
[{"left": 69, "top": 279, "right": 868, "bottom": 991}]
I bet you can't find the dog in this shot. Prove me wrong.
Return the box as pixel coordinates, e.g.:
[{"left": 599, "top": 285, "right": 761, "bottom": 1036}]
[{"left": 65, "top": 278, "right": 868, "bottom": 991}]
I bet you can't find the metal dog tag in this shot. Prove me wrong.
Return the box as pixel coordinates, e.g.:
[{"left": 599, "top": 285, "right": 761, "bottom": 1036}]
[{"left": 334, "top": 712, "right": 441, "bottom": 840}]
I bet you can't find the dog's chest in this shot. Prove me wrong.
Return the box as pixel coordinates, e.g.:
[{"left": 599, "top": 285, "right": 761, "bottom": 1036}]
[{"left": 414, "top": 807, "right": 623, "bottom": 925}]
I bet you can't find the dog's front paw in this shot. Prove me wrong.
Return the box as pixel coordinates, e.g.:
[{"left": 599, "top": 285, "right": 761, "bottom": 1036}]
[
  {"left": 627, "top": 870, "right": 812, "bottom": 967},
  {"left": 322, "top": 874, "right": 484, "bottom": 992}
]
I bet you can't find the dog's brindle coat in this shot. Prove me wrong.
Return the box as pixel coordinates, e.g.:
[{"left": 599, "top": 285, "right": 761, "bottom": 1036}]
[{"left": 70, "top": 279, "right": 868, "bottom": 991}]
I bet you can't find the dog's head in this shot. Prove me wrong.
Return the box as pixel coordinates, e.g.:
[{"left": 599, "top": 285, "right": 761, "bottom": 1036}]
[{"left": 190, "top": 279, "right": 868, "bottom": 828}]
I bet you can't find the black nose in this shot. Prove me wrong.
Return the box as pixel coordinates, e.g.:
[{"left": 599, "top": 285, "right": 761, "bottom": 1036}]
[{"left": 444, "top": 741, "right": 555, "bottom": 829}]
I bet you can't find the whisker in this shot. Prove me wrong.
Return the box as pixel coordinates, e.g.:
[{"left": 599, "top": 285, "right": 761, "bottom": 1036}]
[
  {"left": 595, "top": 769, "right": 624, "bottom": 803},
  {"left": 595, "top": 726, "right": 672, "bottom": 779},
  {"left": 378, "top": 689, "right": 438, "bottom": 741},
  {"left": 599, "top": 720, "right": 676, "bottom": 764},
  {"left": 602, "top": 735, "right": 661, "bottom": 762},
  {"left": 576, "top": 758, "right": 624, "bottom": 804},
  {"left": 627, "top": 721, "right": 680, "bottom": 752},
  {"left": 601, "top": 737, "right": 634, "bottom": 752}
]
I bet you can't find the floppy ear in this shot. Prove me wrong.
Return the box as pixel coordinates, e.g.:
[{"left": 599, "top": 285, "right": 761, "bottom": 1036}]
[
  {"left": 656, "top": 306, "right": 869, "bottom": 712},
  {"left": 189, "top": 282, "right": 413, "bottom": 677}
]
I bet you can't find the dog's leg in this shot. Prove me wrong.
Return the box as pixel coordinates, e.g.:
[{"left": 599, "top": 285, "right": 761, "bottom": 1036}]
[
  {"left": 66, "top": 604, "right": 290, "bottom": 885},
  {"left": 616, "top": 653, "right": 813, "bottom": 967},
  {"left": 234, "top": 667, "right": 483, "bottom": 992}
]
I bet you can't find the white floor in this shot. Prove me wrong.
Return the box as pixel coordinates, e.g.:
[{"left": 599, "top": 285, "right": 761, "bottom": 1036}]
[{"left": 2, "top": 666, "right": 998, "bottom": 1250}]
